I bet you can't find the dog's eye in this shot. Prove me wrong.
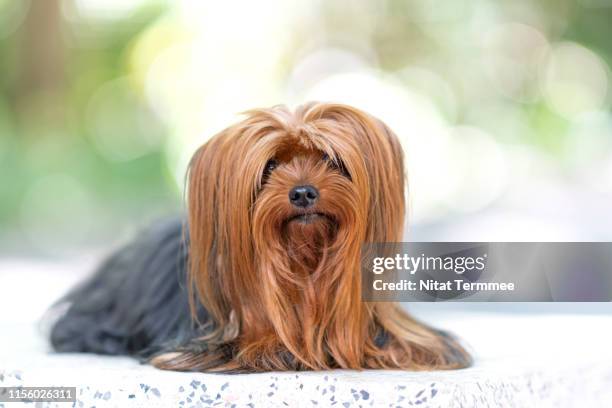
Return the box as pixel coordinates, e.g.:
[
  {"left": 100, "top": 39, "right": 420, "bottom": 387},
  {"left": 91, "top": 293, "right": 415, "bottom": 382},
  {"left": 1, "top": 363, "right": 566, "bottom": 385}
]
[
  {"left": 265, "top": 159, "right": 278, "bottom": 172},
  {"left": 322, "top": 153, "right": 351, "bottom": 180},
  {"left": 262, "top": 159, "right": 278, "bottom": 184},
  {"left": 322, "top": 153, "right": 335, "bottom": 166}
]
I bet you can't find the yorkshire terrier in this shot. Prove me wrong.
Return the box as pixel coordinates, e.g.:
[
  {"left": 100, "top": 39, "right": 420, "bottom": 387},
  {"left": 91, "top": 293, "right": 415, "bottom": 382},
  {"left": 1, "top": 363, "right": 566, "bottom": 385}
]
[{"left": 50, "top": 102, "right": 471, "bottom": 372}]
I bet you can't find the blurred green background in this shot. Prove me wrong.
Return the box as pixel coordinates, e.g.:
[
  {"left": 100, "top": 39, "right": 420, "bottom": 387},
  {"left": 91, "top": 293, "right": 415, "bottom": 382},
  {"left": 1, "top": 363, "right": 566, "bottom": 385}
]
[{"left": 1, "top": 0, "right": 612, "bottom": 257}]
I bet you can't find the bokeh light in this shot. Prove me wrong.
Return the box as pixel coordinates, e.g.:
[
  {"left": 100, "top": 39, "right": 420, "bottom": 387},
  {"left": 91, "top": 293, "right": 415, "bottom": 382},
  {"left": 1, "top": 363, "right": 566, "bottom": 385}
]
[
  {"left": 71, "top": 0, "right": 150, "bottom": 20},
  {"left": 2, "top": 0, "right": 612, "bottom": 254},
  {"left": 543, "top": 42, "right": 610, "bottom": 118}
]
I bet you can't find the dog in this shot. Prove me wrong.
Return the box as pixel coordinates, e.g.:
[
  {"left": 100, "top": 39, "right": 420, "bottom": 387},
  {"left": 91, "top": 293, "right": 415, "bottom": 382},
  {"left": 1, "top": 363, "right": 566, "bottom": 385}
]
[{"left": 50, "top": 102, "right": 471, "bottom": 372}]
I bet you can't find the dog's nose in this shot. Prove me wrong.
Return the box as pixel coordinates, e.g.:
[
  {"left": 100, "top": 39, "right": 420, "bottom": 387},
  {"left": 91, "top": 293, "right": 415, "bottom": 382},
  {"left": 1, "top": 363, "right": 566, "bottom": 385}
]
[{"left": 289, "top": 185, "right": 319, "bottom": 208}]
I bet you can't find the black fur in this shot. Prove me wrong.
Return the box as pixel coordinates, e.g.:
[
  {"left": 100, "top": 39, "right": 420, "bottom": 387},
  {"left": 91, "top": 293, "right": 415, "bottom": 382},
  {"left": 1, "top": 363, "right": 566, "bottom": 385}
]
[{"left": 49, "top": 218, "right": 208, "bottom": 358}]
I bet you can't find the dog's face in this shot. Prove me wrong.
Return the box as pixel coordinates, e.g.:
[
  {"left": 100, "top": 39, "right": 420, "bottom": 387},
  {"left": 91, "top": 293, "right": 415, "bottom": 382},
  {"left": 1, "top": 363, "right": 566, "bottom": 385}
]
[
  {"left": 161, "top": 103, "right": 467, "bottom": 372},
  {"left": 257, "top": 150, "right": 351, "bottom": 233},
  {"left": 253, "top": 148, "right": 358, "bottom": 272}
]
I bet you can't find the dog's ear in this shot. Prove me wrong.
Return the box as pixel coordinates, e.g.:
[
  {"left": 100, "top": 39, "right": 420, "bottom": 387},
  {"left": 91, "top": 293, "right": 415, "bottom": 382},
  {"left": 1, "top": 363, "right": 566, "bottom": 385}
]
[
  {"left": 188, "top": 125, "right": 263, "bottom": 332},
  {"left": 187, "top": 121, "right": 267, "bottom": 336},
  {"left": 363, "top": 117, "right": 406, "bottom": 243},
  {"left": 187, "top": 132, "right": 233, "bottom": 328}
]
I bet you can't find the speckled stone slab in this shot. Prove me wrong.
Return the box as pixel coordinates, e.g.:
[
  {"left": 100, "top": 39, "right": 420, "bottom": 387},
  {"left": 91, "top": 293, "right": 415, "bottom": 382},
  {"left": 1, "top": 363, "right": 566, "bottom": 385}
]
[
  {"left": 2, "top": 346, "right": 612, "bottom": 408},
  {"left": 1, "top": 261, "right": 612, "bottom": 407}
]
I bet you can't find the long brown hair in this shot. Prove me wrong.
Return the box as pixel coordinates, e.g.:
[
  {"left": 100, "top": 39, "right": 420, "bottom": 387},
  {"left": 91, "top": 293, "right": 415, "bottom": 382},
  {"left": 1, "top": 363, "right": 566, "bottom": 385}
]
[{"left": 153, "top": 102, "right": 471, "bottom": 372}]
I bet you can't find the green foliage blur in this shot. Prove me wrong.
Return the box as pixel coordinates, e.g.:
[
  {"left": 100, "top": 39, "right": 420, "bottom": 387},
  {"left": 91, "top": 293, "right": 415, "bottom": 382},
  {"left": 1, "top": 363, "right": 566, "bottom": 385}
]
[
  {"left": 0, "top": 0, "right": 177, "bottom": 254},
  {"left": 1, "top": 0, "right": 612, "bottom": 255}
]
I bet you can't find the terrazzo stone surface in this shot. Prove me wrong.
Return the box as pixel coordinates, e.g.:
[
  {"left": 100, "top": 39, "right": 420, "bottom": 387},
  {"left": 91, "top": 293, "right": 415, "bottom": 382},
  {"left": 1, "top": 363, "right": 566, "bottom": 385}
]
[{"left": 2, "top": 259, "right": 612, "bottom": 407}]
